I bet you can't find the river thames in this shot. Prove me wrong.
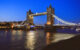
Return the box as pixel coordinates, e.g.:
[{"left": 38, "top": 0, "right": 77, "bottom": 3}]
[{"left": 0, "top": 29, "right": 79, "bottom": 50}]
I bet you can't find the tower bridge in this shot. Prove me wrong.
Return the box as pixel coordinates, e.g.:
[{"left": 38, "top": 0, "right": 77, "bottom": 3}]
[
  {"left": 26, "top": 5, "right": 54, "bottom": 26},
  {"left": 13, "top": 5, "right": 79, "bottom": 30}
]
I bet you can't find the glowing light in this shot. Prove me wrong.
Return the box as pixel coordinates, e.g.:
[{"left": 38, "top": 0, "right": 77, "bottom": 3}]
[
  {"left": 11, "top": 24, "right": 14, "bottom": 28},
  {"left": 47, "top": 21, "right": 51, "bottom": 25},
  {"left": 30, "top": 25, "right": 35, "bottom": 28}
]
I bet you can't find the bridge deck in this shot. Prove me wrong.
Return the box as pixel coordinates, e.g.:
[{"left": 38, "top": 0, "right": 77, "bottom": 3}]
[{"left": 29, "top": 12, "right": 47, "bottom": 16}]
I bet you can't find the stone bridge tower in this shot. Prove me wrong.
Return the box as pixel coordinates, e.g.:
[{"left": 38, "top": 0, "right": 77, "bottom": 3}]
[
  {"left": 27, "top": 10, "right": 33, "bottom": 25},
  {"left": 46, "top": 5, "right": 54, "bottom": 26}
]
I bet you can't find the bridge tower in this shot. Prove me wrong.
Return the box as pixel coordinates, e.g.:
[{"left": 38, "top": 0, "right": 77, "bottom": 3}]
[
  {"left": 26, "top": 10, "right": 33, "bottom": 29},
  {"left": 46, "top": 5, "right": 54, "bottom": 26},
  {"left": 45, "top": 5, "right": 55, "bottom": 30},
  {"left": 27, "top": 10, "right": 33, "bottom": 25}
]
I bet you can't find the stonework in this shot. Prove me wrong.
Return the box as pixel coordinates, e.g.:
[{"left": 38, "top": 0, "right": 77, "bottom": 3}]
[
  {"left": 47, "top": 5, "right": 54, "bottom": 26},
  {"left": 27, "top": 10, "right": 33, "bottom": 25}
]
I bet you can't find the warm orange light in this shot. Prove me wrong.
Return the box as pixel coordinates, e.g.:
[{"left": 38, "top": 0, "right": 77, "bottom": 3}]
[
  {"left": 11, "top": 24, "right": 14, "bottom": 28},
  {"left": 46, "top": 32, "right": 50, "bottom": 45},
  {"left": 47, "top": 21, "right": 51, "bottom": 25}
]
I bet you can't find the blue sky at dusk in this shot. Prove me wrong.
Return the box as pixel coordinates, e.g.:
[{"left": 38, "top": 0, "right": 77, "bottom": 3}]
[{"left": 0, "top": 0, "right": 80, "bottom": 25}]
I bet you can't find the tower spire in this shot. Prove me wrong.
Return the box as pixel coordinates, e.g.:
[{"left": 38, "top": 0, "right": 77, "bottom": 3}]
[{"left": 49, "top": 4, "right": 52, "bottom": 8}]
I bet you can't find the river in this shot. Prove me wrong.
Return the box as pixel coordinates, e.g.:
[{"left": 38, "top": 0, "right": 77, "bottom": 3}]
[{"left": 0, "top": 29, "right": 79, "bottom": 50}]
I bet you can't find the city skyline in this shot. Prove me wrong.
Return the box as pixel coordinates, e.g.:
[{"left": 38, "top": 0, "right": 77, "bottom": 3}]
[{"left": 0, "top": 0, "right": 80, "bottom": 25}]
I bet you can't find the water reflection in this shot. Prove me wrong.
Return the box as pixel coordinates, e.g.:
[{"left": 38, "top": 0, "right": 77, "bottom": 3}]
[
  {"left": 45, "top": 31, "right": 76, "bottom": 44},
  {"left": 52, "top": 33, "right": 76, "bottom": 43},
  {"left": 46, "top": 32, "right": 50, "bottom": 45},
  {"left": 4, "top": 30, "right": 8, "bottom": 37},
  {"left": 10, "top": 30, "right": 25, "bottom": 50},
  {"left": 25, "top": 31, "right": 36, "bottom": 50},
  {"left": 25, "top": 30, "right": 47, "bottom": 50},
  {"left": 46, "top": 32, "right": 55, "bottom": 45},
  {"left": 11, "top": 30, "right": 23, "bottom": 41},
  {"left": 0, "top": 29, "right": 77, "bottom": 50}
]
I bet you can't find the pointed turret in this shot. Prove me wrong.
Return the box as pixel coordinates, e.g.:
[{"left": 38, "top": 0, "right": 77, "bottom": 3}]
[
  {"left": 29, "top": 9, "right": 31, "bottom": 12},
  {"left": 49, "top": 4, "right": 52, "bottom": 8}
]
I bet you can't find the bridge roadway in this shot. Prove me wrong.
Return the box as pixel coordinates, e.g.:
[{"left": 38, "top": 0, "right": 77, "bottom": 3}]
[
  {"left": 35, "top": 25, "right": 77, "bottom": 29},
  {"left": 14, "top": 23, "right": 79, "bottom": 28},
  {"left": 29, "top": 12, "right": 47, "bottom": 16}
]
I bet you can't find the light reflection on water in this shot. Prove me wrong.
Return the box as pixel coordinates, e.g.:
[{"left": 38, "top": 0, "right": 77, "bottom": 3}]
[
  {"left": 25, "top": 31, "right": 36, "bottom": 50},
  {"left": 46, "top": 32, "right": 55, "bottom": 45},
  {"left": 11, "top": 30, "right": 23, "bottom": 41},
  {"left": 0, "top": 30, "right": 77, "bottom": 50},
  {"left": 46, "top": 32, "right": 51, "bottom": 45}
]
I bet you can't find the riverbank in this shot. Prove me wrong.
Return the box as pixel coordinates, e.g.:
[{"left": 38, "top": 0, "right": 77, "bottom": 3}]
[{"left": 43, "top": 35, "right": 80, "bottom": 50}]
